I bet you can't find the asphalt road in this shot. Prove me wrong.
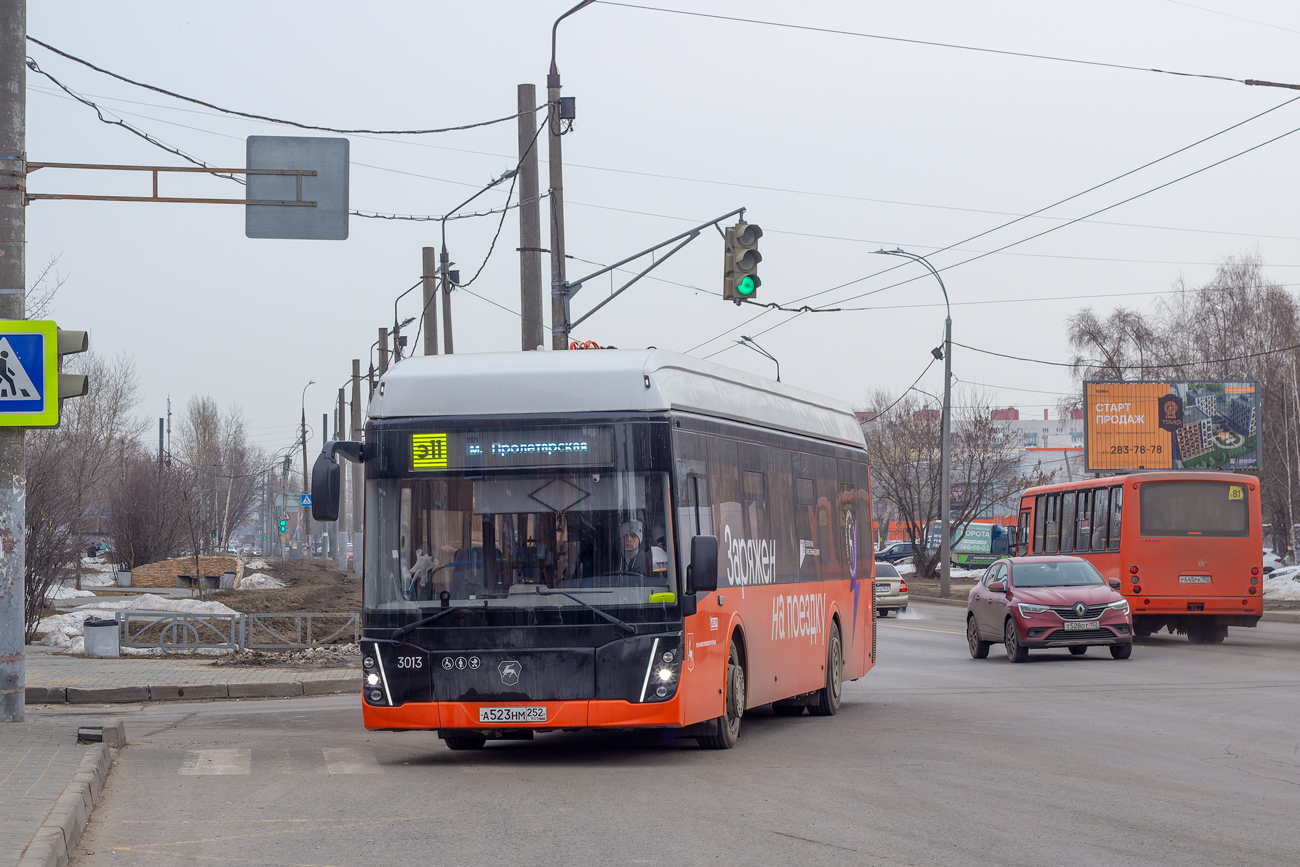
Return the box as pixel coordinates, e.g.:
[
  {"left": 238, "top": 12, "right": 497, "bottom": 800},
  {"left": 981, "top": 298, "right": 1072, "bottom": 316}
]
[{"left": 47, "top": 604, "right": 1300, "bottom": 867}]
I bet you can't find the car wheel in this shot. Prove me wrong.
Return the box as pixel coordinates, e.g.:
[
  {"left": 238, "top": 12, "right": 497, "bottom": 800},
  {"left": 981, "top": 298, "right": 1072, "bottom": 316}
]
[
  {"left": 1069, "top": 645, "right": 1087, "bottom": 656},
  {"left": 1110, "top": 643, "right": 1133, "bottom": 659},
  {"left": 444, "top": 736, "right": 486, "bottom": 751},
  {"left": 809, "top": 624, "right": 844, "bottom": 717},
  {"left": 1004, "top": 618, "right": 1029, "bottom": 663},
  {"left": 772, "top": 702, "right": 805, "bottom": 717},
  {"left": 698, "top": 639, "right": 745, "bottom": 749},
  {"left": 967, "top": 615, "right": 990, "bottom": 659}
]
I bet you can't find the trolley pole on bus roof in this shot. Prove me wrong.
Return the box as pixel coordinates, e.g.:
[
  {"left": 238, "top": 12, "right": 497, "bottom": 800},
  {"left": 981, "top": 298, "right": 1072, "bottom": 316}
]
[
  {"left": 872, "top": 248, "right": 954, "bottom": 597},
  {"left": 0, "top": 0, "right": 25, "bottom": 722}
]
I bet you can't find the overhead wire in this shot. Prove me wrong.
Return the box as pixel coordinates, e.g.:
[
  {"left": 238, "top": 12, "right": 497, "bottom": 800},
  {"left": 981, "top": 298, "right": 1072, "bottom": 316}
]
[
  {"left": 26, "top": 35, "right": 542, "bottom": 135},
  {"left": 598, "top": 1, "right": 1280, "bottom": 87},
  {"left": 953, "top": 340, "right": 1300, "bottom": 370}
]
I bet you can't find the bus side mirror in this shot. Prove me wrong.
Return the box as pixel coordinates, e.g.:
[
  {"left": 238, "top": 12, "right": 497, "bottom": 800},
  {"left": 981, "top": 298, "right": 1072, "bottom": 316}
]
[
  {"left": 311, "top": 452, "right": 341, "bottom": 522},
  {"left": 688, "top": 535, "right": 719, "bottom": 594}
]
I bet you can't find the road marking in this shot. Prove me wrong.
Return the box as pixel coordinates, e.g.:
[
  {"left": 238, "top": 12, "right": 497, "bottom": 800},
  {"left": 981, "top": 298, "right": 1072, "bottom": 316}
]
[
  {"left": 180, "top": 749, "right": 251, "bottom": 775},
  {"left": 879, "top": 623, "right": 965, "bottom": 635},
  {"left": 323, "top": 746, "right": 384, "bottom": 774}
]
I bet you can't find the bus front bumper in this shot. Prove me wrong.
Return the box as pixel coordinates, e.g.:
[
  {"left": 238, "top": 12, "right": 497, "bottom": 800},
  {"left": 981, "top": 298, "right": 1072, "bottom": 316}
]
[{"left": 363, "top": 697, "right": 686, "bottom": 732}]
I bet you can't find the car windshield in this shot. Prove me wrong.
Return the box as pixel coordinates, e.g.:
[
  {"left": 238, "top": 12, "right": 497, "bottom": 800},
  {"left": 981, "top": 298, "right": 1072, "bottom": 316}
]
[
  {"left": 365, "top": 472, "right": 676, "bottom": 616},
  {"left": 1011, "top": 560, "right": 1104, "bottom": 587},
  {"left": 874, "top": 562, "right": 899, "bottom": 578}
]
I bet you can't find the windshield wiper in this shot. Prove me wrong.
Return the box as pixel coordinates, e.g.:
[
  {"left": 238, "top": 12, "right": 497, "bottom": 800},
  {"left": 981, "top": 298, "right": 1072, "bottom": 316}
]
[
  {"left": 387, "top": 605, "right": 474, "bottom": 642},
  {"left": 534, "top": 588, "right": 637, "bottom": 636}
]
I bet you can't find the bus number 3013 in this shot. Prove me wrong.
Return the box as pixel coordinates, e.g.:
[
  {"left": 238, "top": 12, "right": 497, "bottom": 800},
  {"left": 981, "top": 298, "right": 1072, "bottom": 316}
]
[{"left": 397, "top": 656, "right": 423, "bottom": 669}]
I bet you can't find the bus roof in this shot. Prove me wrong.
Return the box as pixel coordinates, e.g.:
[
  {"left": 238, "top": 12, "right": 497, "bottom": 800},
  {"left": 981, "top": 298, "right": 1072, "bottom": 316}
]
[
  {"left": 1021, "top": 470, "right": 1260, "bottom": 495},
  {"left": 369, "top": 348, "right": 866, "bottom": 448}
]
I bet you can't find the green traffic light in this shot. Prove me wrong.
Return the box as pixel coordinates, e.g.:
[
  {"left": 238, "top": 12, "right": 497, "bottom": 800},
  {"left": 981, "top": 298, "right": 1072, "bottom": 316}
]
[{"left": 737, "top": 275, "right": 760, "bottom": 296}]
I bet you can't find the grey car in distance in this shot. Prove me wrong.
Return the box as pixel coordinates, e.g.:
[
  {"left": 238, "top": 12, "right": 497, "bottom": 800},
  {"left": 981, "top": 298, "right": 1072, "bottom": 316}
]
[{"left": 875, "top": 561, "right": 909, "bottom": 617}]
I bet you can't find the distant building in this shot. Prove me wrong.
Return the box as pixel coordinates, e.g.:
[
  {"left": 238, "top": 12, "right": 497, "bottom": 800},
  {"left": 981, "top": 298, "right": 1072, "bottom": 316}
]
[
  {"left": 1226, "top": 395, "right": 1256, "bottom": 436},
  {"left": 991, "top": 407, "right": 1019, "bottom": 421}
]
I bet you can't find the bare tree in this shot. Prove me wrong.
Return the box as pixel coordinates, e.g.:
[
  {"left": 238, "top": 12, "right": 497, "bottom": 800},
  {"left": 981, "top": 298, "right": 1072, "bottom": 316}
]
[
  {"left": 25, "top": 254, "right": 66, "bottom": 320},
  {"left": 863, "top": 388, "right": 1023, "bottom": 593},
  {"left": 22, "top": 429, "right": 82, "bottom": 642},
  {"left": 176, "top": 396, "right": 267, "bottom": 552},
  {"left": 106, "top": 453, "right": 195, "bottom": 568}
]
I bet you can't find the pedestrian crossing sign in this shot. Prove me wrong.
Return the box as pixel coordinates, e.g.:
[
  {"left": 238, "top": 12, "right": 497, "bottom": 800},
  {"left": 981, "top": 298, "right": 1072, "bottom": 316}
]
[
  {"left": 301, "top": 494, "right": 312, "bottom": 506},
  {"left": 0, "top": 320, "right": 58, "bottom": 427}
]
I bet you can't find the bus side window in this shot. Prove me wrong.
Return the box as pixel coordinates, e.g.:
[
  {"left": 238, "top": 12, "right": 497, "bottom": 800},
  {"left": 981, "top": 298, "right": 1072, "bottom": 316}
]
[
  {"left": 1075, "top": 489, "right": 1092, "bottom": 552},
  {"left": 1060, "top": 492, "right": 1075, "bottom": 554},
  {"left": 1108, "top": 485, "right": 1123, "bottom": 551},
  {"left": 1033, "top": 495, "right": 1046, "bottom": 554},
  {"left": 1045, "top": 494, "right": 1060, "bottom": 554},
  {"left": 1090, "top": 488, "right": 1108, "bottom": 551}
]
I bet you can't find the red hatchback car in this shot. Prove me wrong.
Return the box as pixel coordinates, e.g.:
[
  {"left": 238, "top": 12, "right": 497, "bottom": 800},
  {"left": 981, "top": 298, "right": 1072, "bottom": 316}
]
[{"left": 967, "top": 556, "right": 1134, "bottom": 662}]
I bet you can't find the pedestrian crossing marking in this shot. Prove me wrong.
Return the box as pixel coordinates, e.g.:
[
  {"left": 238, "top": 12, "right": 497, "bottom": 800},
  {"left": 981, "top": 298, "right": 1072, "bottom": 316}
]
[
  {"left": 323, "top": 746, "right": 384, "bottom": 774},
  {"left": 180, "top": 749, "right": 251, "bottom": 775},
  {"left": 0, "top": 335, "right": 39, "bottom": 401}
]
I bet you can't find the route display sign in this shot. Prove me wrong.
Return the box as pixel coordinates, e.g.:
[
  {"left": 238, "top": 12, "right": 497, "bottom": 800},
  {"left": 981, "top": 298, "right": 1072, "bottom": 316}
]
[{"left": 1084, "top": 381, "right": 1261, "bottom": 472}]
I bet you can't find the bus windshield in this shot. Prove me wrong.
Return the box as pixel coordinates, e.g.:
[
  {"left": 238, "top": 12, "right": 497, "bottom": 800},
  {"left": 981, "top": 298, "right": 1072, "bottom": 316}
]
[
  {"left": 1139, "top": 481, "right": 1250, "bottom": 538},
  {"left": 364, "top": 471, "right": 676, "bottom": 616}
]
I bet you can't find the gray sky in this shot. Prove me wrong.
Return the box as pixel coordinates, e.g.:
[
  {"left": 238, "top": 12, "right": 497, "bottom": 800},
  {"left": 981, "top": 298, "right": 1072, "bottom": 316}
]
[{"left": 24, "top": 0, "right": 1300, "bottom": 453}]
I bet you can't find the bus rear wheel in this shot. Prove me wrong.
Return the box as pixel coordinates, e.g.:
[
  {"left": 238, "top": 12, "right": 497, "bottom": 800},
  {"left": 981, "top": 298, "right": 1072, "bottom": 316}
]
[
  {"left": 809, "top": 624, "right": 843, "bottom": 716},
  {"left": 444, "top": 735, "right": 486, "bottom": 751},
  {"left": 1188, "top": 624, "right": 1227, "bottom": 645},
  {"left": 698, "top": 640, "right": 745, "bottom": 750}
]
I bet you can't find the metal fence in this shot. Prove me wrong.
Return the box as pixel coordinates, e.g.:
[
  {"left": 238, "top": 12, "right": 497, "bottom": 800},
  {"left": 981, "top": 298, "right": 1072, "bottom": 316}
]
[{"left": 115, "top": 611, "right": 359, "bottom": 653}]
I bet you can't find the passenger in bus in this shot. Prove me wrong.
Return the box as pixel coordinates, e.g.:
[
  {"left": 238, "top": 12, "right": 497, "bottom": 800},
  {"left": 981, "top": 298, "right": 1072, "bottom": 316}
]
[{"left": 618, "top": 520, "right": 653, "bottom": 575}]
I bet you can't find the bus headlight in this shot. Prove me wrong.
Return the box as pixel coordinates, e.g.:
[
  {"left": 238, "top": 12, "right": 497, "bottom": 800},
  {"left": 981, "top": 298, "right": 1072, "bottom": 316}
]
[
  {"left": 366, "top": 673, "right": 380, "bottom": 686},
  {"left": 639, "top": 637, "right": 682, "bottom": 703}
]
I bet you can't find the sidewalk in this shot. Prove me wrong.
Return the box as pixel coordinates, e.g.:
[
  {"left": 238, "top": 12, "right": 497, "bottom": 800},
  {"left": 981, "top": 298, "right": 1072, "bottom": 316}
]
[
  {"left": 24, "top": 645, "right": 360, "bottom": 705},
  {"left": 0, "top": 717, "right": 124, "bottom": 867}
]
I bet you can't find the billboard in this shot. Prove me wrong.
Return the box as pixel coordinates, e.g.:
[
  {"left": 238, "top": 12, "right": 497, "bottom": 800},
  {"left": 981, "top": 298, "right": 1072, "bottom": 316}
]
[{"left": 1084, "top": 381, "right": 1260, "bottom": 472}]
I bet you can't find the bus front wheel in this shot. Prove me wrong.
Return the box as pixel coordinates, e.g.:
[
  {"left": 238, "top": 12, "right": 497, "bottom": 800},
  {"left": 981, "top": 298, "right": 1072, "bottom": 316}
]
[
  {"left": 698, "top": 639, "right": 745, "bottom": 750},
  {"left": 809, "top": 624, "right": 843, "bottom": 717}
]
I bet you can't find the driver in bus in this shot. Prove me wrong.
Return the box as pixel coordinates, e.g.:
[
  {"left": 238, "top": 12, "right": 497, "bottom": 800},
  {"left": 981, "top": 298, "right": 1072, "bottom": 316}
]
[{"left": 618, "top": 520, "right": 653, "bottom": 575}]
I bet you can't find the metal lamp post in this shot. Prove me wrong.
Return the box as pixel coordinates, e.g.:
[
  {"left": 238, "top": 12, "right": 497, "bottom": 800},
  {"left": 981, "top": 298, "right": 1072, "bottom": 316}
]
[
  {"left": 872, "top": 248, "right": 953, "bottom": 597},
  {"left": 300, "top": 380, "right": 315, "bottom": 557}
]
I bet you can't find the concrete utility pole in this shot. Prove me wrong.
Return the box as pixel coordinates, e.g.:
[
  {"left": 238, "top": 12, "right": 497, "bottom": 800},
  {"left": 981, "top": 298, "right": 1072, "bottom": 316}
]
[
  {"left": 0, "top": 0, "right": 25, "bottom": 723},
  {"left": 350, "top": 358, "right": 363, "bottom": 580},
  {"left": 546, "top": 70, "right": 567, "bottom": 350},
  {"left": 378, "top": 328, "right": 389, "bottom": 376},
  {"left": 336, "top": 388, "right": 346, "bottom": 571},
  {"left": 421, "top": 247, "right": 438, "bottom": 357},
  {"left": 440, "top": 245, "right": 454, "bottom": 354},
  {"left": 300, "top": 381, "right": 314, "bottom": 557},
  {"left": 517, "top": 83, "right": 544, "bottom": 350}
]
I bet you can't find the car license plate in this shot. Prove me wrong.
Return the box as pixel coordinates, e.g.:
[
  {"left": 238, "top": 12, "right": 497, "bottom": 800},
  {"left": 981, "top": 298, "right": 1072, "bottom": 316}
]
[
  {"left": 478, "top": 706, "right": 546, "bottom": 723},
  {"left": 875, "top": 582, "right": 890, "bottom": 595},
  {"left": 1179, "top": 575, "right": 1211, "bottom": 584},
  {"left": 1063, "top": 620, "right": 1100, "bottom": 631}
]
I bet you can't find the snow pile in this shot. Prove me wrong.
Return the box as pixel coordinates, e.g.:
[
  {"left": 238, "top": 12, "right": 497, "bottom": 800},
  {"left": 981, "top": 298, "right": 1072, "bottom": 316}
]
[
  {"left": 45, "top": 584, "right": 97, "bottom": 600},
  {"left": 33, "top": 594, "right": 241, "bottom": 655},
  {"left": 244, "top": 559, "right": 272, "bottom": 571},
  {"left": 239, "top": 573, "right": 286, "bottom": 590},
  {"left": 1264, "top": 573, "right": 1300, "bottom": 602},
  {"left": 79, "top": 556, "right": 119, "bottom": 587}
]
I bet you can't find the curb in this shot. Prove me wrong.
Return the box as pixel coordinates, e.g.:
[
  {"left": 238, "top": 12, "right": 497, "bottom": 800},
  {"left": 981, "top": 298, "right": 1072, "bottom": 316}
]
[
  {"left": 16, "top": 721, "right": 126, "bottom": 867},
  {"left": 1262, "top": 611, "right": 1300, "bottom": 624},
  {"left": 27, "top": 679, "right": 359, "bottom": 705}
]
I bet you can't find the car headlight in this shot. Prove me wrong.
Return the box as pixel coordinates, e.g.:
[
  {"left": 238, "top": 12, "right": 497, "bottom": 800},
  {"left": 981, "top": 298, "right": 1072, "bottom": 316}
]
[
  {"left": 1107, "top": 600, "right": 1130, "bottom": 614},
  {"left": 1018, "top": 603, "right": 1050, "bottom": 616}
]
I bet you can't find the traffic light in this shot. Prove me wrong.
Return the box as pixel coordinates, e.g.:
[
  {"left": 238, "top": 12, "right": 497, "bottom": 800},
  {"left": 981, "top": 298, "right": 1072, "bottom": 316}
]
[
  {"left": 279, "top": 519, "right": 288, "bottom": 533},
  {"left": 723, "top": 221, "right": 763, "bottom": 303},
  {"left": 56, "top": 329, "right": 89, "bottom": 401}
]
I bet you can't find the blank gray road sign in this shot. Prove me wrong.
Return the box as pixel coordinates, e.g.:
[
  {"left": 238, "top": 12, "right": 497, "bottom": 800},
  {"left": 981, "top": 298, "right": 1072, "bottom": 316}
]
[{"left": 245, "top": 136, "right": 349, "bottom": 240}]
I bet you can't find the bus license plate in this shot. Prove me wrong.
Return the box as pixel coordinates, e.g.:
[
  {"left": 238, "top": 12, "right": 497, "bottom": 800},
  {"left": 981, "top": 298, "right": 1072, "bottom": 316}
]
[
  {"left": 1064, "top": 620, "right": 1099, "bottom": 631},
  {"left": 875, "top": 582, "right": 891, "bottom": 595},
  {"left": 1179, "top": 575, "right": 1211, "bottom": 584},
  {"left": 478, "top": 706, "right": 546, "bottom": 723}
]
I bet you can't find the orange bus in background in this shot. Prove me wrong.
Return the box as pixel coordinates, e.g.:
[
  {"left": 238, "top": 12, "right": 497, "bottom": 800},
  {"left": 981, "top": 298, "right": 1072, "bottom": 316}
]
[{"left": 1015, "top": 472, "right": 1262, "bottom": 643}]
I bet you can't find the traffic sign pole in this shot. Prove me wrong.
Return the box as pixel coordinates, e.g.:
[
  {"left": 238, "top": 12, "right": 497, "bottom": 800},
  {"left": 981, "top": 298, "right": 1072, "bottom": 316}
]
[{"left": 0, "top": 0, "right": 26, "bottom": 723}]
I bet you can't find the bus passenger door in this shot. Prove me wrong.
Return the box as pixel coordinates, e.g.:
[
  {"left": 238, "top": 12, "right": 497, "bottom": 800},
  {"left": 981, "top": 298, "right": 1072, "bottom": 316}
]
[{"left": 1016, "top": 508, "right": 1032, "bottom": 556}]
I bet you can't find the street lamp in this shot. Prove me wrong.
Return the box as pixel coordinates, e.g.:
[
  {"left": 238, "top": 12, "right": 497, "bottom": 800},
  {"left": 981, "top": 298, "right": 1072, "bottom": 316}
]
[
  {"left": 872, "top": 247, "right": 954, "bottom": 598},
  {"left": 300, "top": 380, "right": 315, "bottom": 554},
  {"left": 736, "top": 335, "right": 781, "bottom": 381}
]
